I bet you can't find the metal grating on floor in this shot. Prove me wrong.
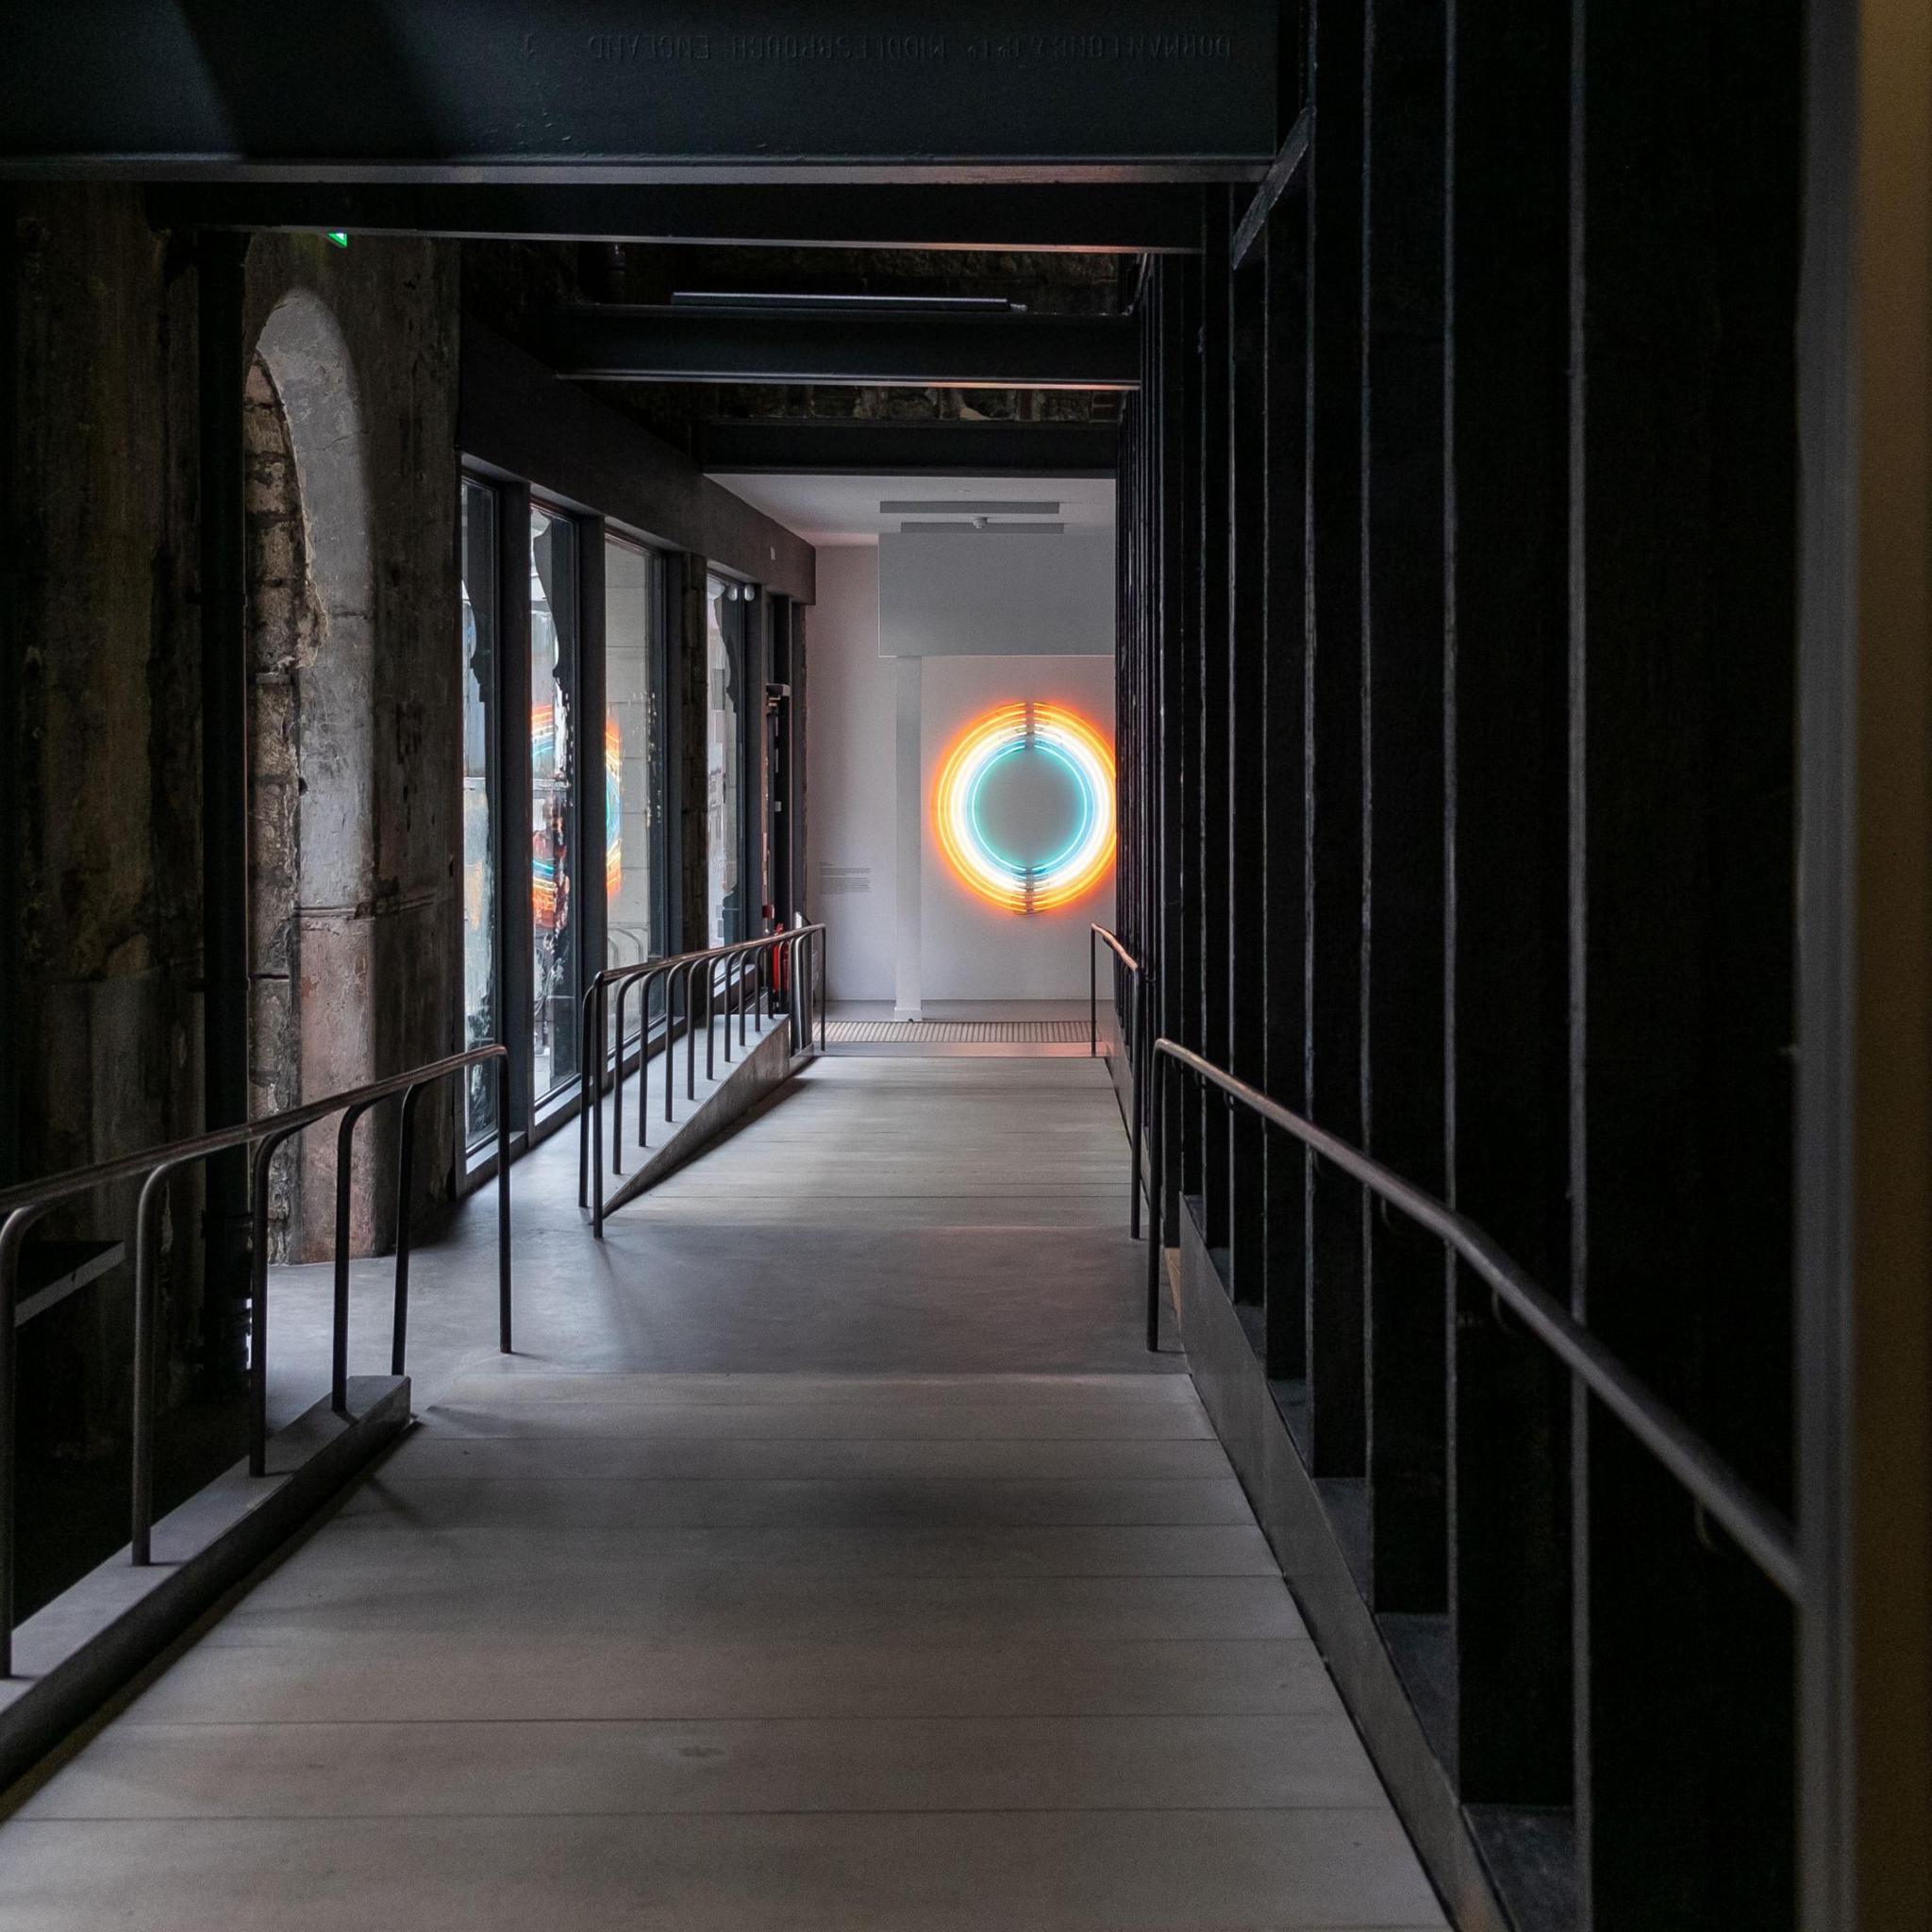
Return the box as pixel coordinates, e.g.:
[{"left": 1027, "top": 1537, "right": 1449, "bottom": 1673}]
[{"left": 824, "top": 1018, "right": 1091, "bottom": 1043}]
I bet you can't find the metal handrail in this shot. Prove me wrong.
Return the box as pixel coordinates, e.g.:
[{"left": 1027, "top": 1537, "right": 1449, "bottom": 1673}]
[
  {"left": 576, "top": 923, "right": 828, "bottom": 1237},
  {"left": 1143, "top": 1037, "right": 1802, "bottom": 1602},
  {"left": 1090, "top": 924, "right": 1149, "bottom": 1240},
  {"left": 0, "top": 1041, "right": 513, "bottom": 1676}
]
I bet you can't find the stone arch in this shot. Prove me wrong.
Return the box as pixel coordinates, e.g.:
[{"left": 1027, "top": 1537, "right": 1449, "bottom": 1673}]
[{"left": 245, "top": 288, "right": 380, "bottom": 1261}]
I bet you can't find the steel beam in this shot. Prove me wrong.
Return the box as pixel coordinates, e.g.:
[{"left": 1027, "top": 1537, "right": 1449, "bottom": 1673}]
[
  {"left": 143, "top": 183, "right": 1205, "bottom": 253},
  {"left": 551, "top": 306, "right": 1138, "bottom": 390},
  {"left": 695, "top": 419, "right": 1116, "bottom": 475},
  {"left": 5, "top": 4, "right": 1277, "bottom": 183}
]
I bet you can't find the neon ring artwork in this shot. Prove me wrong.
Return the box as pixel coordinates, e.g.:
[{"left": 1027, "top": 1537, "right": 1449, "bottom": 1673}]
[{"left": 933, "top": 701, "right": 1116, "bottom": 914}]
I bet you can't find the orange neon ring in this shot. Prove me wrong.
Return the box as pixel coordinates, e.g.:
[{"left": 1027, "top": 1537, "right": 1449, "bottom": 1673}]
[{"left": 932, "top": 701, "right": 1115, "bottom": 913}]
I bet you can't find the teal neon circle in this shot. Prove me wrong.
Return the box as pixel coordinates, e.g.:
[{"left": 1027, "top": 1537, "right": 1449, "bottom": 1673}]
[{"left": 965, "top": 738, "right": 1098, "bottom": 882}]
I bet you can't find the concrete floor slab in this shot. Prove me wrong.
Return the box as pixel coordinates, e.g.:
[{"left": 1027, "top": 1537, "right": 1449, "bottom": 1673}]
[
  {"left": 0, "top": 1053, "right": 1444, "bottom": 1930},
  {"left": 0, "top": 1810, "right": 1446, "bottom": 1930},
  {"left": 20, "top": 1711, "right": 1387, "bottom": 1818}
]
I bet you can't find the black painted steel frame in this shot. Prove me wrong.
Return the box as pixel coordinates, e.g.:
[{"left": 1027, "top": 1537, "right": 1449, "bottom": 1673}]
[{"left": 1112, "top": 5, "right": 1806, "bottom": 1922}]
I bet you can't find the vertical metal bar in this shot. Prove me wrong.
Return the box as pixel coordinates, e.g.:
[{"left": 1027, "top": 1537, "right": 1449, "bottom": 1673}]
[
  {"left": 592, "top": 1004, "right": 606, "bottom": 1238},
  {"left": 639, "top": 968, "right": 661, "bottom": 1149},
  {"left": 789, "top": 937, "right": 803, "bottom": 1054},
  {"left": 131, "top": 1168, "right": 168, "bottom": 1562},
  {"left": 1130, "top": 971, "right": 1145, "bottom": 1240},
  {"left": 708, "top": 960, "right": 722, "bottom": 1077},
  {"left": 817, "top": 931, "right": 827, "bottom": 1054},
  {"left": 0, "top": 1207, "right": 32, "bottom": 1674},
  {"left": 577, "top": 986, "right": 593, "bottom": 1208},
  {"left": 391, "top": 1084, "right": 423, "bottom": 1377},
  {"left": 1146, "top": 1054, "right": 1165, "bottom": 1350},
  {"left": 687, "top": 962, "right": 699, "bottom": 1098},
  {"left": 247, "top": 1137, "right": 275, "bottom": 1476},
  {"left": 595, "top": 984, "right": 609, "bottom": 1188},
  {"left": 497, "top": 1055, "right": 513, "bottom": 1350},
  {"left": 666, "top": 965, "right": 680, "bottom": 1122},
  {"left": 739, "top": 945, "right": 748, "bottom": 1047},
  {"left": 610, "top": 975, "right": 627, "bottom": 1167},
  {"left": 1090, "top": 935, "right": 1099, "bottom": 1054},
  {"left": 331, "top": 1103, "right": 369, "bottom": 1415}
]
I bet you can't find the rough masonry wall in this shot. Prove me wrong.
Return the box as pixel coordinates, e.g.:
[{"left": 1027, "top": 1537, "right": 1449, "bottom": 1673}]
[
  {"left": 7, "top": 193, "right": 464, "bottom": 1540},
  {"left": 242, "top": 233, "right": 463, "bottom": 1254}
]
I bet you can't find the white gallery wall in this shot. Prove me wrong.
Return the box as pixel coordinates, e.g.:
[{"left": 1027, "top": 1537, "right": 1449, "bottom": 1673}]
[
  {"left": 804, "top": 546, "right": 896, "bottom": 1000},
  {"left": 804, "top": 527, "right": 1115, "bottom": 1008}
]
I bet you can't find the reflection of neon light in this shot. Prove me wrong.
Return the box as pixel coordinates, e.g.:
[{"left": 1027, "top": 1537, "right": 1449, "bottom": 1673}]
[
  {"left": 933, "top": 701, "right": 1114, "bottom": 913},
  {"left": 605, "top": 717, "right": 622, "bottom": 900},
  {"left": 532, "top": 848, "right": 559, "bottom": 932}
]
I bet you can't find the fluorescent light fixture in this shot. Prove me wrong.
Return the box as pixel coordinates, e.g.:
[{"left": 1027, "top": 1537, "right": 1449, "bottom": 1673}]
[
  {"left": 878, "top": 500, "right": 1060, "bottom": 515},
  {"left": 897, "top": 521, "right": 1065, "bottom": 533},
  {"left": 670, "top": 291, "right": 1025, "bottom": 314}
]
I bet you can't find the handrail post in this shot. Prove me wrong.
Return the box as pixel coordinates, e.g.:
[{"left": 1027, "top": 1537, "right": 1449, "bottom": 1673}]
[
  {"left": 496, "top": 1053, "right": 513, "bottom": 1349},
  {"left": 1129, "top": 969, "right": 1144, "bottom": 1240},
  {"left": 591, "top": 986, "right": 607, "bottom": 1234},
  {"left": 819, "top": 929, "right": 828, "bottom": 1053},
  {"left": 639, "top": 967, "right": 662, "bottom": 1150},
  {"left": 609, "top": 974, "right": 628, "bottom": 1167},
  {"left": 332, "top": 1101, "right": 374, "bottom": 1415},
  {"left": 575, "top": 991, "right": 587, "bottom": 1205},
  {"left": 0, "top": 1206, "right": 42, "bottom": 1674},
  {"left": 1090, "top": 933, "right": 1098, "bottom": 1056},
  {"left": 666, "top": 965, "right": 680, "bottom": 1123},
  {"left": 593, "top": 982, "right": 608, "bottom": 1192},
  {"left": 391, "top": 1082, "right": 425, "bottom": 1377},
  {"left": 687, "top": 962, "right": 700, "bottom": 1099},
  {"left": 1145, "top": 1048, "right": 1164, "bottom": 1350},
  {"left": 247, "top": 1134, "right": 281, "bottom": 1476},
  {"left": 708, "top": 959, "right": 722, "bottom": 1079},
  {"left": 131, "top": 1167, "right": 170, "bottom": 1561}
]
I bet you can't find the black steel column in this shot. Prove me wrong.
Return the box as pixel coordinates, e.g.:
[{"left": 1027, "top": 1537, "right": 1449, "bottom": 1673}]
[
  {"left": 1261, "top": 194, "right": 1310, "bottom": 1383},
  {"left": 0, "top": 190, "right": 17, "bottom": 1189},
  {"left": 1156, "top": 261, "right": 1189, "bottom": 1232},
  {"left": 578, "top": 514, "right": 608, "bottom": 1070},
  {"left": 1361, "top": 0, "right": 1449, "bottom": 1613},
  {"left": 1227, "top": 219, "right": 1269, "bottom": 1309},
  {"left": 1198, "top": 193, "right": 1234, "bottom": 1256},
  {"left": 1570, "top": 0, "right": 1799, "bottom": 1922},
  {"left": 1303, "top": 0, "right": 1369, "bottom": 1479},
  {"left": 198, "top": 232, "right": 250, "bottom": 1377},
  {"left": 1444, "top": 0, "right": 1575, "bottom": 1833},
  {"left": 1178, "top": 260, "right": 1206, "bottom": 1205}
]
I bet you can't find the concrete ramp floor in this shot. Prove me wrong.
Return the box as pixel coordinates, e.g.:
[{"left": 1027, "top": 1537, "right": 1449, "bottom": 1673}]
[{"left": 0, "top": 1058, "right": 1444, "bottom": 1930}]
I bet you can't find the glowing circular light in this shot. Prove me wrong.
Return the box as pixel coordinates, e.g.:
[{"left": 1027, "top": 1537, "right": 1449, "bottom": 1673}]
[{"left": 933, "top": 701, "right": 1115, "bottom": 913}]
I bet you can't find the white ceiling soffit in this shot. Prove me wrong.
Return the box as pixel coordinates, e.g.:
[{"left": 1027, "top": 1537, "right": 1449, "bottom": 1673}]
[{"left": 707, "top": 472, "right": 1115, "bottom": 546}]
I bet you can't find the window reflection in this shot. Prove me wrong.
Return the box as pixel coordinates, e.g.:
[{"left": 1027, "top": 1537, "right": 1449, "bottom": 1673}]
[
  {"left": 459, "top": 479, "right": 498, "bottom": 1145},
  {"left": 530, "top": 507, "right": 579, "bottom": 1100},
  {"left": 607, "top": 534, "right": 663, "bottom": 1038},
  {"left": 707, "top": 577, "right": 745, "bottom": 947}
]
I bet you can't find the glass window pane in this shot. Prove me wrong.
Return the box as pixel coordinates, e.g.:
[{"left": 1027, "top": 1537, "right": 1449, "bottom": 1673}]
[
  {"left": 459, "top": 478, "right": 499, "bottom": 1147},
  {"left": 707, "top": 576, "right": 744, "bottom": 947},
  {"left": 531, "top": 506, "right": 580, "bottom": 1100},
  {"left": 606, "top": 536, "right": 662, "bottom": 1041}
]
